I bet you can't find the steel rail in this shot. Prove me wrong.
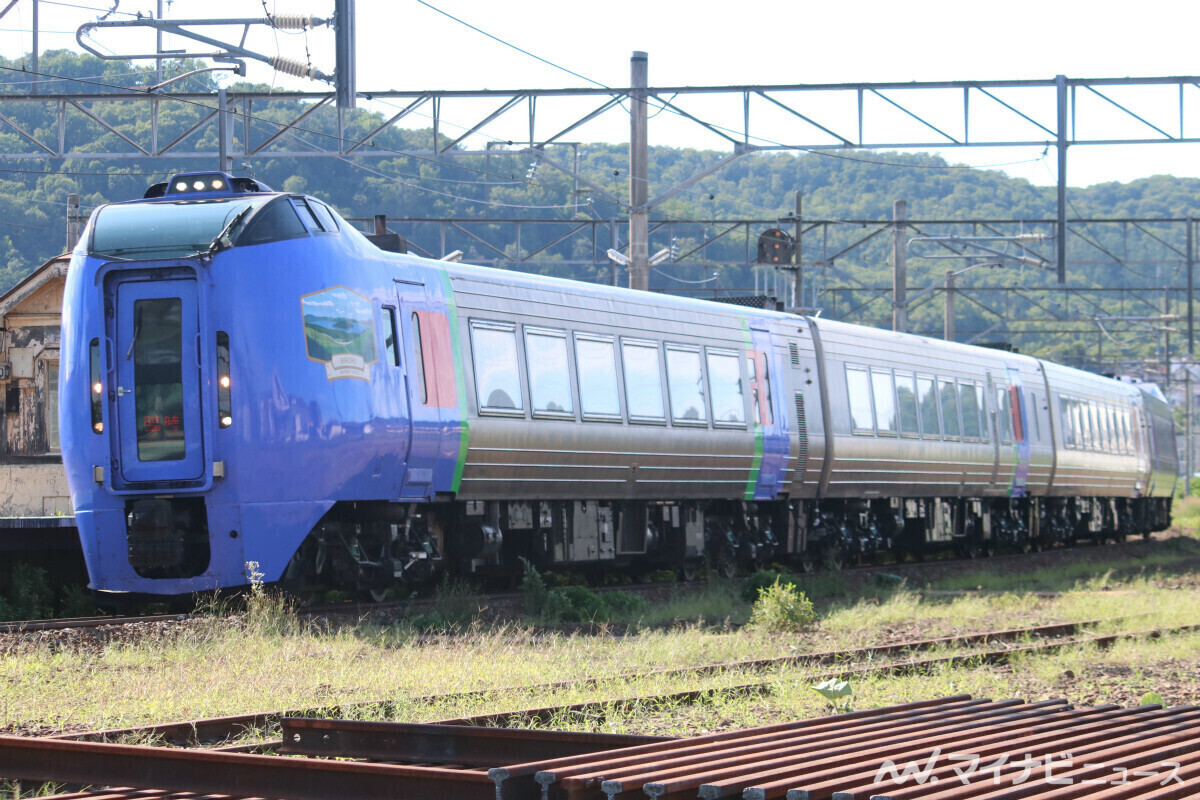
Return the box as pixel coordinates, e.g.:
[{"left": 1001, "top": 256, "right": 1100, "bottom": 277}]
[
  {"left": 11, "top": 695, "right": 1200, "bottom": 800},
  {"left": 47, "top": 618, "right": 1127, "bottom": 746}
]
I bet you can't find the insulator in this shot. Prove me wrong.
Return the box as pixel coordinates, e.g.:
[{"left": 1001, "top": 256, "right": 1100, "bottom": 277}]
[
  {"left": 269, "top": 14, "right": 317, "bottom": 30},
  {"left": 270, "top": 56, "right": 317, "bottom": 80}
]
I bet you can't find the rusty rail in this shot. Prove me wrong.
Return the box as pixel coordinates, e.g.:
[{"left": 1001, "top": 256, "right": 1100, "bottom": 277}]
[{"left": 10, "top": 695, "right": 1197, "bottom": 799}]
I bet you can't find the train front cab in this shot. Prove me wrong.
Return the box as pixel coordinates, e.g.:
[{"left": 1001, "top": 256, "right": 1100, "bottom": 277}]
[{"left": 73, "top": 258, "right": 228, "bottom": 591}]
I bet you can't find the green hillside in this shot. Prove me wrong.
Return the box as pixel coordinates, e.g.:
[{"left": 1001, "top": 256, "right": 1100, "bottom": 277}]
[{"left": 3, "top": 52, "right": 1199, "bottom": 367}]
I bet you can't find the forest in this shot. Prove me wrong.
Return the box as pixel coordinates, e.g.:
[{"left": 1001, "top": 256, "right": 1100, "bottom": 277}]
[{"left": 3, "top": 51, "right": 1200, "bottom": 370}]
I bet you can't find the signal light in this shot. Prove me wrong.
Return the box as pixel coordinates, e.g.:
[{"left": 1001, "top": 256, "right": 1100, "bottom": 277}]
[{"left": 757, "top": 228, "right": 795, "bottom": 265}]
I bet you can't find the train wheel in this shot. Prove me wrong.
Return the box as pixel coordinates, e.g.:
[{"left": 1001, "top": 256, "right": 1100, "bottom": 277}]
[
  {"left": 822, "top": 546, "right": 843, "bottom": 571},
  {"left": 713, "top": 549, "right": 738, "bottom": 580},
  {"left": 367, "top": 586, "right": 391, "bottom": 603}
]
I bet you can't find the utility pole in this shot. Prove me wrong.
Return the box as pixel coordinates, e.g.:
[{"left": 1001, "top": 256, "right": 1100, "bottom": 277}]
[
  {"left": 1188, "top": 216, "right": 1194, "bottom": 359},
  {"left": 1055, "top": 74, "right": 1068, "bottom": 284},
  {"left": 944, "top": 270, "right": 956, "bottom": 342},
  {"left": 628, "top": 51, "right": 649, "bottom": 291},
  {"left": 30, "top": 0, "right": 38, "bottom": 95},
  {"left": 334, "top": 0, "right": 356, "bottom": 109},
  {"left": 65, "top": 193, "right": 80, "bottom": 251},
  {"left": 792, "top": 191, "right": 803, "bottom": 311},
  {"left": 156, "top": 0, "right": 163, "bottom": 85},
  {"left": 893, "top": 199, "right": 907, "bottom": 332},
  {"left": 217, "top": 87, "right": 233, "bottom": 171},
  {"left": 1187, "top": 369, "right": 1193, "bottom": 497}
]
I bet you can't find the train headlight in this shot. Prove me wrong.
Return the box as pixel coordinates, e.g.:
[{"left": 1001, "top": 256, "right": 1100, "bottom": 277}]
[
  {"left": 217, "top": 331, "right": 232, "bottom": 429},
  {"left": 89, "top": 339, "right": 103, "bottom": 436},
  {"left": 192, "top": 180, "right": 206, "bottom": 191},
  {"left": 174, "top": 181, "right": 188, "bottom": 192},
  {"left": 211, "top": 179, "right": 225, "bottom": 190}
]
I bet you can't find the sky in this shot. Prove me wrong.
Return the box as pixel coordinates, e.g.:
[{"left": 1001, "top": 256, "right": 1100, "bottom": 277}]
[{"left": 4, "top": 0, "right": 1200, "bottom": 188}]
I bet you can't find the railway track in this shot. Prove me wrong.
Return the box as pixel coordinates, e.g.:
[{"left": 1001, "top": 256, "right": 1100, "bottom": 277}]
[
  {"left": 5, "top": 693, "right": 1197, "bottom": 799},
  {"left": 5, "top": 531, "right": 1187, "bottom": 632},
  {"left": 41, "top": 616, "right": 1182, "bottom": 749}
]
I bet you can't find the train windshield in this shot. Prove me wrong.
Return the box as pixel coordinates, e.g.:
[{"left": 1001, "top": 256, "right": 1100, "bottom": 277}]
[{"left": 90, "top": 197, "right": 274, "bottom": 260}]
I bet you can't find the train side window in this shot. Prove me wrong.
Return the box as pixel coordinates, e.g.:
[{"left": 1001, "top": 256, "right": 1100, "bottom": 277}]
[
  {"left": 976, "top": 385, "right": 988, "bottom": 441},
  {"left": 382, "top": 306, "right": 400, "bottom": 367},
  {"left": 959, "top": 381, "right": 981, "bottom": 440},
  {"left": 526, "top": 328, "right": 574, "bottom": 418},
  {"left": 870, "top": 368, "right": 897, "bottom": 435},
  {"left": 846, "top": 365, "right": 873, "bottom": 433},
  {"left": 995, "top": 386, "right": 1014, "bottom": 443},
  {"left": 1030, "top": 392, "right": 1041, "bottom": 442},
  {"left": 746, "top": 352, "right": 773, "bottom": 426},
  {"left": 707, "top": 349, "right": 746, "bottom": 426},
  {"left": 470, "top": 321, "right": 524, "bottom": 415},
  {"left": 895, "top": 372, "right": 919, "bottom": 436},
  {"left": 410, "top": 313, "right": 427, "bottom": 404},
  {"left": 291, "top": 198, "right": 324, "bottom": 232},
  {"left": 575, "top": 334, "right": 621, "bottom": 420},
  {"left": 1121, "top": 410, "right": 1132, "bottom": 454},
  {"left": 1099, "top": 406, "right": 1111, "bottom": 451},
  {"left": 1071, "top": 399, "right": 1085, "bottom": 449},
  {"left": 666, "top": 345, "right": 708, "bottom": 425},
  {"left": 917, "top": 375, "right": 939, "bottom": 438},
  {"left": 939, "top": 379, "right": 961, "bottom": 439},
  {"left": 236, "top": 197, "right": 307, "bottom": 246},
  {"left": 1061, "top": 397, "right": 1074, "bottom": 448},
  {"left": 1086, "top": 403, "right": 1099, "bottom": 450},
  {"left": 622, "top": 340, "right": 666, "bottom": 422},
  {"left": 1108, "top": 407, "right": 1120, "bottom": 452},
  {"left": 309, "top": 200, "right": 340, "bottom": 233}
]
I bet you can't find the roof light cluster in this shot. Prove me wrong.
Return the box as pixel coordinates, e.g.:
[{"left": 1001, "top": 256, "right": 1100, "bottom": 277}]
[{"left": 168, "top": 174, "right": 229, "bottom": 194}]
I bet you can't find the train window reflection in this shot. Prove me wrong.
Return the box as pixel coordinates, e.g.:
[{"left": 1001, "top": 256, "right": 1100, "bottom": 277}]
[
  {"left": 666, "top": 346, "right": 708, "bottom": 425},
  {"left": 871, "top": 369, "right": 897, "bottom": 435},
  {"left": 707, "top": 350, "right": 745, "bottom": 426},
  {"left": 960, "top": 382, "right": 981, "bottom": 439},
  {"left": 896, "top": 372, "right": 919, "bottom": 436},
  {"left": 939, "top": 379, "right": 961, "bottom": 439},
  {"left": 575, "top": 335, "right": 620, "bottom": 419},
  {"left": 470, "top": 321, "right": 523, "bottom": 414},
  {"left": 976, "top": 385, "right": 988, "bottom": 441},
  {"left": 526, "top": 329, "right": 574, "bottom": 417},
  {"left": 846, "top": 366, "right": 873, "bottom": 433},
  {"left": 917, "top": 375, "right": 939, "bottom": 438},
  {"left": 622, "top": 340, "right": 665, "bottom": 421}
]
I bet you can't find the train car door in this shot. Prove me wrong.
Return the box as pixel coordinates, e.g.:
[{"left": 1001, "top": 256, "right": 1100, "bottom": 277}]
[
  {"left": 746, "top": 323, "right": 788, "bottom": 501},
  {"left": 109, "top": 275, "right": 206, "bottom": 485},
  {"left": 398, "top": 279, "right": 462, "bottom": 500}
]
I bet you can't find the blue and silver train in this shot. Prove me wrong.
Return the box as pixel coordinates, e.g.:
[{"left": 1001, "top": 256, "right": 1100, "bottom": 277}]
[{"left": 59, "top": 172, "right": 1178, "bottom": 596}]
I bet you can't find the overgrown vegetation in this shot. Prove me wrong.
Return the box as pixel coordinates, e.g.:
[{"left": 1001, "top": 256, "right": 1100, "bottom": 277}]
[
  {"left": 519, "top": 558, "right": 648, "bottom": 624},
  {"left": 2, "top": 538, "right": 1199, "bottom": 736},
  {"left": 746, "top": 578, "right": 816, "bottom": 633}
]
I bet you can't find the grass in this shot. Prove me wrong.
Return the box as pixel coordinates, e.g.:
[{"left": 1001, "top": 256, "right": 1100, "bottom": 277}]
[{"left": 1, "top": 540, "right": 1198, "bottom": 739}]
